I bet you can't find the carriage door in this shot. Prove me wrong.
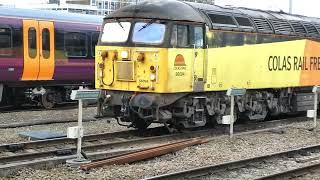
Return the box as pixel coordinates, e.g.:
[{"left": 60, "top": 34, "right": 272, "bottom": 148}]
[
  {"left": 192, "top": 26, "right": 205, "bottom": 92},
  {"left": 22, "top": 20, "right": 55, "bottom": 80}
]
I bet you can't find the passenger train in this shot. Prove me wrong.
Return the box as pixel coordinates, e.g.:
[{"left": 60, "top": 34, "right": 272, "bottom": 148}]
[
  {"left": 95, "top": 0, "right": 320, "bottom": 130},
  {"left": 0, "top": 7, "right": 102, "bottom": 108}
]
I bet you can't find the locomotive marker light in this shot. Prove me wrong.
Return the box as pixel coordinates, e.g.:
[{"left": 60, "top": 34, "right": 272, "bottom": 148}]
[
  {"left": 309, "top": 85, "right": 320, "bottom": 131},
  {"left": 225, "top": 88, "right": 246, "bottom": 138},
  {"left": 121, "top": 51, "right": 129, "bottom": 59},
  {"left": 66, "top": 87, "right": 101, "bottom": 167}
]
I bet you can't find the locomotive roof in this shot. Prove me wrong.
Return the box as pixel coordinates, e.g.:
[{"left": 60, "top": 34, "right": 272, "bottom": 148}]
[
  {"left": 0, "top": 7, "right": 103, "bottom": 24},
  {"left": 107, "top": 0, "right": 320, "bottom": 37},
  {"left": 106, "top": 0, "right": 205, "bottom": 23}
]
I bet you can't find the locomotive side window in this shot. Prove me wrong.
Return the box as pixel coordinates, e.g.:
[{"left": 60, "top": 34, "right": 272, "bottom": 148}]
[
  {"left": 244, "top": 34, "right": 258, "bottom": 45},
  {"left": 91, "top": 32, "right": 99, "bottom": 57},
  {"left": 208, "top": 30, "right": 300, "bottom": 48},
  {"left": 28, "top": 28, "right": 37, "bottom": 58},
  {"left": 0, "top": 27, "right": 12, "bottom": 56},
  {"left": 194, "top": 26, "right": 203, "bottom": 48},
  {"left": 42, "top": 28, "right": 50, "bottom": 59},
  {"left": 171, "top": 25, "right": 189, "bottom": 47},
  {"left": 225, "top": 33, "right": 244, "bottom": 46},
  {"left": 64, "top": 32, "right": 87, "bottom": 57}
]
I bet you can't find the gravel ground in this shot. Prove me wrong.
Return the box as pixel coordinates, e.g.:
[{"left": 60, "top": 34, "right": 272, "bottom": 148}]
[
  {"left": 0, "top": 107, "right": 130, "bottom": 144},
  {"left": 3, "top": 120, "right": 320, "bottom": 180}
]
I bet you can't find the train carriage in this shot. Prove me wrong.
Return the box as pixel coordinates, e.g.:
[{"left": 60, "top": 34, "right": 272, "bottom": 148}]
[
  {"left": 0, "top": 7, "right": 102, "bottom": 108},
  {"left": 96, "top": 0, "right": 320, "bottom": 130}
]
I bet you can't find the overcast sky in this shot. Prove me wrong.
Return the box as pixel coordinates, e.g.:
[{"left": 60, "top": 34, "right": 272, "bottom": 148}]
[
  {"left": 215, "top": 0, "right": 320, "bottom": 18},
  {"left": 1, "top": 0, "right": 320, "bottom": 18}
]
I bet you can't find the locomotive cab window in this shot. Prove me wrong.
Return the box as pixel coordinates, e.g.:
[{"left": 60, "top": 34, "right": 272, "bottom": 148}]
[
  {"left": 42, "top": 28, "right": 50, "bottom": 59},
  {"left": 64, "top": 32, "right": 87, "bottom": 57},
  {"left": 132, "top": 22, "right": 166, "bottom": 44},
  {"left": 171, "top": 25, "right": 189, "bottom": 47},
  {"left": 28, "top": 28, "right": 37, "bottom": 58},
  {"left": 101, "top": 22, "right": 131, "bottom": 43},
  {"left": 0, "top": 27, "right": 12, "bottom": 56}
]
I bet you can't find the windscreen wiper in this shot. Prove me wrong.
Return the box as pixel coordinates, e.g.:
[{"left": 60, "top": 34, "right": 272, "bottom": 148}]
[
  {"left": 116, "top": 19, "right": 125, "bottom": 31},
  {"left": 138, "top": 19, "right": 156, "bottom": 32}
]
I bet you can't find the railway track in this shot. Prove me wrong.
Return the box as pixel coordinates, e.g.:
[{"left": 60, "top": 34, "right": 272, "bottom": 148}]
[
  {"left": 0, "top": 103, "right": 96, "bottom": 114},
  {"left": 257, "top": 162, "right": 320, "bottom": 179},
  {"left": 145, "top": 141, "right": 320, "bottom": 180},
  {"left": 0, "top": 117, "right": 99, "bottom": 129},
  {"left": 0, "top": 127, "right": 167, "bottom": 163},
  {"left": 0, "top": 117, "right": 312, "bottom": 177}
]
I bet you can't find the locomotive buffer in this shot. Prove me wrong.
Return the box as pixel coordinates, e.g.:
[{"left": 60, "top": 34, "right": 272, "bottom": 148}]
[{"left": 66, "top": 87, "right": 101, "bottom": 166}]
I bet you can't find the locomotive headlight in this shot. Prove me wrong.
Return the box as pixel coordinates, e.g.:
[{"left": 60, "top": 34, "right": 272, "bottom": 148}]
[
  {"left": 150, "top": 73, "right": 156, "bottom": 81},
  {"left": 101, "top": 51, "right": 108, "bottom": 60},
  {"left": 121, "top": 51, "right": 129, "bottom": 59},
  {"left": 137, "top": 52, "right": 145, "bottom": 62}
]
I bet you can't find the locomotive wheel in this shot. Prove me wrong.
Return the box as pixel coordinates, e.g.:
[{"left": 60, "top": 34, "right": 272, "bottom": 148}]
[
  {"left": 41, "top": 90, "right": 56, "bottom": 109},
  {"left": 131, "top": 113, "right": 151, "bottom": 130}
]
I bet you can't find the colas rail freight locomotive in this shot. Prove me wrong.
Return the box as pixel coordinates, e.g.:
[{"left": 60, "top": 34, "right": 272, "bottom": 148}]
[
  {"left": 95, "top": 0, "right": 320, "bottom": 130},
  {"left": 0, "top": 7, "right": 102, "bottom": 108}
]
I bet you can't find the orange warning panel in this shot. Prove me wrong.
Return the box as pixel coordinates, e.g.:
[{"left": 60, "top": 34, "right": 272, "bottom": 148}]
[
  {"left": 38, "top": 21, "right": 55, "bottom": 80},
  {"left": 21, "top": 20, "right": 40, "bottom": 80}
]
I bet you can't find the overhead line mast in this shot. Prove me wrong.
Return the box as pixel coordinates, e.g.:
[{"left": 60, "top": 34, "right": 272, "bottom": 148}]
[{"left": 289, "top": 0, "right": 293, "bottom": 14}]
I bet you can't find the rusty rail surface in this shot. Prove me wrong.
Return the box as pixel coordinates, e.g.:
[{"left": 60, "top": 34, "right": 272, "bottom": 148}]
[{"left": 80, "top": 137, "right": 208, "bottom": 171}]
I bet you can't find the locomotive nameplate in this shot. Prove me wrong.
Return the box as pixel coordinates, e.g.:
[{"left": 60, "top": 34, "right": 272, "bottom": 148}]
[
  {"left": 227, "top": 88, "right": 246, "bottom": 96},
  {"left": 71, "top": 90, "right": 101, "bottom": 100},
  {"left": 312, "top": 85, "right": 320, "bottom": 93}
]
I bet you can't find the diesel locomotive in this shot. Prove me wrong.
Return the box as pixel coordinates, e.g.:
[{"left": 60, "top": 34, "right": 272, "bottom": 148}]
[
  {"left": 0, "top": 7, "right": 102, "bottom": 108},
  {"left": 95, "top": 0, "right": 320, "bottom": 130}
]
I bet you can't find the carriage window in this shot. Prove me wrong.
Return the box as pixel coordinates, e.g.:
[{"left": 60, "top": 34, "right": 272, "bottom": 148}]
[
  {"left": 0, "top": 27, "right": 12, "bottom": 56},
  {"left": 91, "top": 32, "right": 99, "bottom": 57},
  {"left": 28, "top": 28, "right": 37, "bottom": 58},
  {"left": 171, "top": 25, "right": 189, "bottom": 47},
  {"left": 208, "top": 14, "right": 236, "bottom": 26},
  {"left": 42, "top": 28, "right": 50, "bottom": 59},
  {"left": 64, "top": 32, "right": 87, "bottom": 57},
  {"left": 194, "top": 26, "right": 203, "bottom": 48}
]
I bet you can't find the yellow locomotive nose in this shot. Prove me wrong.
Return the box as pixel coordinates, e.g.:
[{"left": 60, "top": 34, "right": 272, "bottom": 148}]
[{"left": 96, "top": 46, "right": 165, "bottom": 92}]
